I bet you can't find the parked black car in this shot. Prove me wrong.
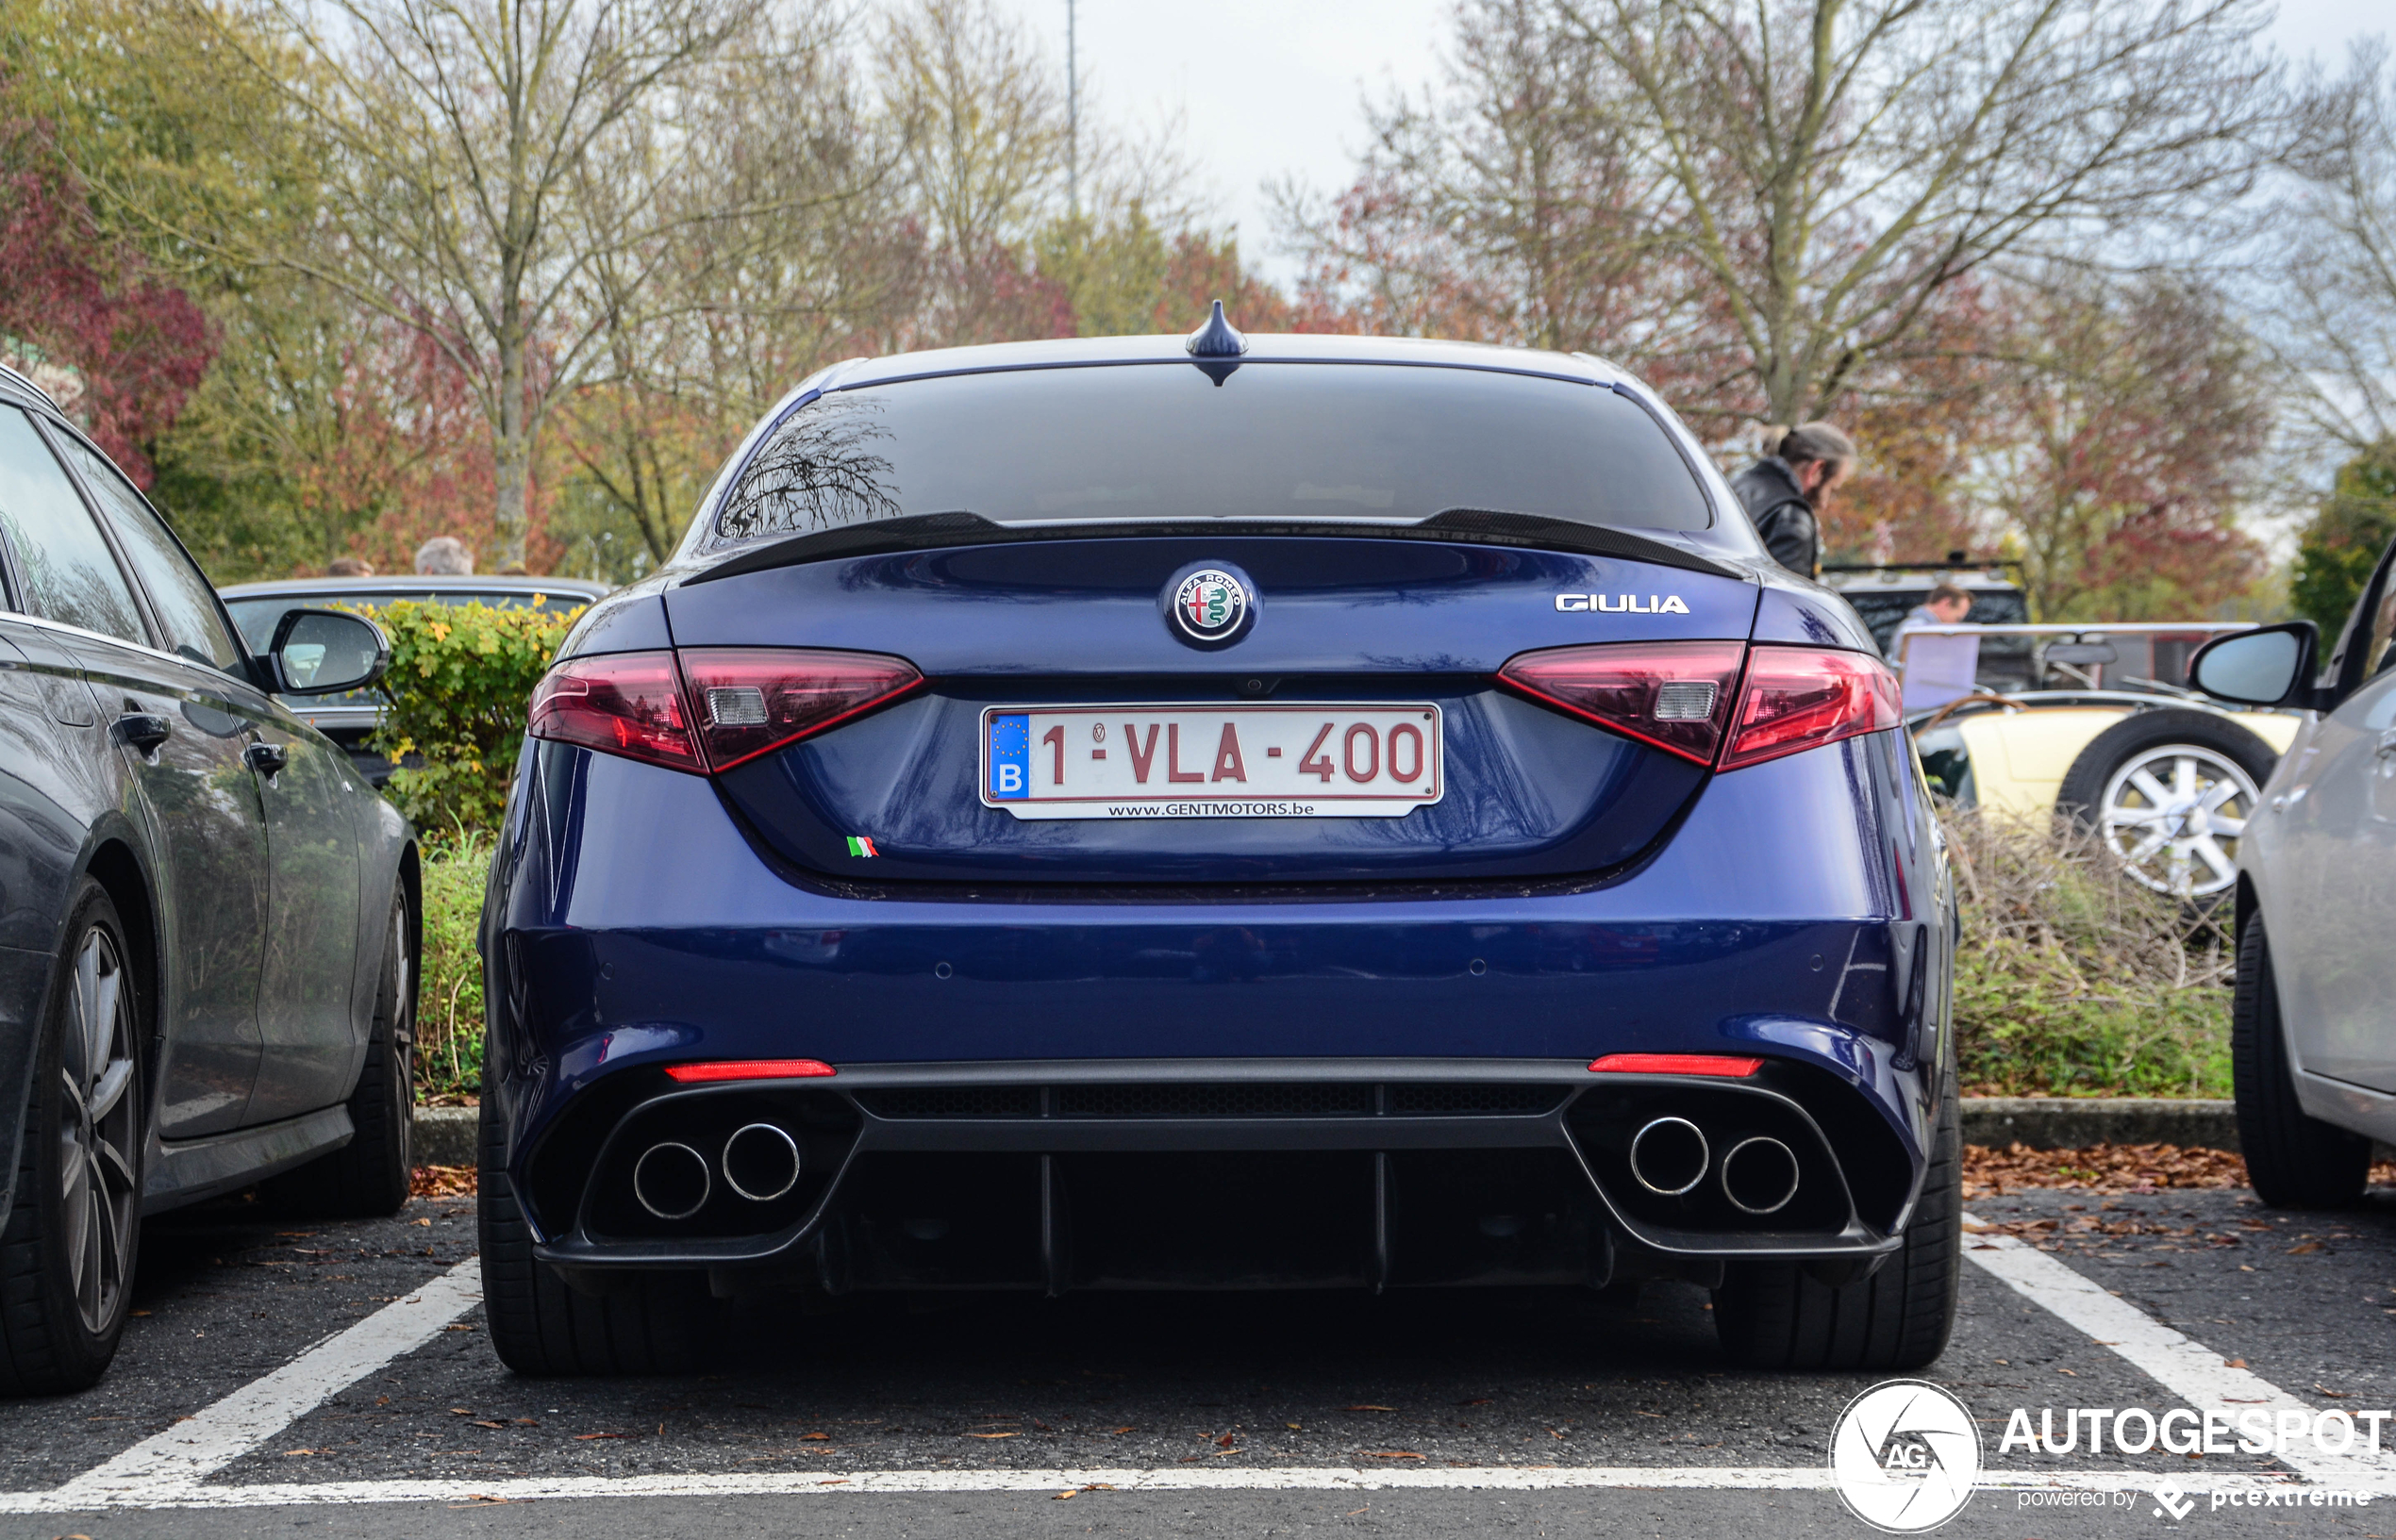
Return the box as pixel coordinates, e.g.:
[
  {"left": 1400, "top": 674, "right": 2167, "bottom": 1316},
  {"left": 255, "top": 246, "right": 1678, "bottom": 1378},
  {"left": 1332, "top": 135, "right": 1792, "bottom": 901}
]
[
  {"left": 220, "top": 576, "right": 607, "bottom": 786},
  {"left": 0, "top": 365, "right": 418, "bottom": 1392}
]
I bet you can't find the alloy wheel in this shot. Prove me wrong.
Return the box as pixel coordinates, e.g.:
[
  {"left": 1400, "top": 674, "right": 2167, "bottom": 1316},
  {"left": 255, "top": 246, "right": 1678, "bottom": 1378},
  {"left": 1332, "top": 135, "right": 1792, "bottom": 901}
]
[
  {"left": 2096, "top": 745, "right": 2258, "bottom": 899},
  {"left": 58, "top": 926, "right": 139, "bottom": 1334}
]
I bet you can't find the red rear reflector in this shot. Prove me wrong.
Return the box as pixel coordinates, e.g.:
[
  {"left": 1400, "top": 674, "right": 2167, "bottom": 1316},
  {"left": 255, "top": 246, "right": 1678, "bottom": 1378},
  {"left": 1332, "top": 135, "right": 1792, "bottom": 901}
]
[
  {"left": 663, "top": 1059, "right": 837, "bottom": 1083},
  {"left": 1588, "top": 1052, "right": 1763, "bottom": 1077},
  {"left": 528, "top": 651, "right": 701, "bottom": 773},
  {"left": 1497, "top": 641, "right": 1747, "bottom": 765},
  {"left": 1719, "top": 646, "right": 1902, "bottom": 771},
  {"left": 676, "top": 648, "right": 923, "bottom": 772}
]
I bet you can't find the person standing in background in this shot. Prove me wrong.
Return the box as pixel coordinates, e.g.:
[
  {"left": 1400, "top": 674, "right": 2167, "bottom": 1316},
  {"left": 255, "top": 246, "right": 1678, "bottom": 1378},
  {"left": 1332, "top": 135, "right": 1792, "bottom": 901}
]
[
  {"left": 414, "top": 536, "right": 474, "bottom": 575},
  {"left": 1730, "top": 422, "right": 1856, "bottom": 578},
  {"left": 1897, "top": 583, "right": 1975, "bottom": 637}
]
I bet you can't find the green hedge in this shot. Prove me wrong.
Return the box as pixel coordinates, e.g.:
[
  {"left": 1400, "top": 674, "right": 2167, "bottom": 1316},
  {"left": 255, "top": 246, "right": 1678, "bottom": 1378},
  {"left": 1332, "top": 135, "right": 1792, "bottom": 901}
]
[{"left": 369, "top": 600, "right": 582, "bottom": 836}]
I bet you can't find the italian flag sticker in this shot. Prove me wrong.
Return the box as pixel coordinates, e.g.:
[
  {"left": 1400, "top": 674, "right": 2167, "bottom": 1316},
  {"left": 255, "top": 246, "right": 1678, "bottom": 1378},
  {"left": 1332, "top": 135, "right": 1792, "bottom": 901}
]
[{"left": 845, "top": 836, "right": 878, "bottom": 858}]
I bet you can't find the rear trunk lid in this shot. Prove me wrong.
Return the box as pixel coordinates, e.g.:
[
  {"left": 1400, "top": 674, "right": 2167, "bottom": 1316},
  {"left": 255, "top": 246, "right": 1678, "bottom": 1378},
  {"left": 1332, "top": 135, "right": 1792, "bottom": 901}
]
[{"left": 664, "top": 533, "right": 1757, "bottom": 885}]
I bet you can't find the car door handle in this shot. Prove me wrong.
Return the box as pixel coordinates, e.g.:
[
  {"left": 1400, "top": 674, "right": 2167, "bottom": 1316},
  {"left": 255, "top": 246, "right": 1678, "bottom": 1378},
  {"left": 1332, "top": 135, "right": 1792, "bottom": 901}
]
[
  {"left": 111, "top": 712, "right": 172, "bottom": 754},
  {"left": 244, "top": 741, "right": 288, "bottom": 777}
]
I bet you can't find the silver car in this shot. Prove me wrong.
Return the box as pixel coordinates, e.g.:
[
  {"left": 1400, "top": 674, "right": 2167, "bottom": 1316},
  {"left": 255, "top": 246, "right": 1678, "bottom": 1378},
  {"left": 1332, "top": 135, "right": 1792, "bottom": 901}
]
[
  {"left": 2188, "top": 550, "right": 2396, "bottom": 1206},
  {"left": 218, "top": 575, "right": 607, "bottom": 783}
]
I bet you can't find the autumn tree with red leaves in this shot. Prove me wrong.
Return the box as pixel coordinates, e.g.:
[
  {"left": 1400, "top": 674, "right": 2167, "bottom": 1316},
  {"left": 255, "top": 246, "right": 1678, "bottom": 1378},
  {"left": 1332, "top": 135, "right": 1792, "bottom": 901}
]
[{"left": 0, "top": 81, "right": 211, "bottom": 487}]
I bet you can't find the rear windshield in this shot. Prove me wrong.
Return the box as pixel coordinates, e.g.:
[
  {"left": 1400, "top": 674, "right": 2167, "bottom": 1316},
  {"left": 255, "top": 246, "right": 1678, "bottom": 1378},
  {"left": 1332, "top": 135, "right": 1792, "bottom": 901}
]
[{"left": 708, "top": 362, "right": 1713, "bottom": 548}]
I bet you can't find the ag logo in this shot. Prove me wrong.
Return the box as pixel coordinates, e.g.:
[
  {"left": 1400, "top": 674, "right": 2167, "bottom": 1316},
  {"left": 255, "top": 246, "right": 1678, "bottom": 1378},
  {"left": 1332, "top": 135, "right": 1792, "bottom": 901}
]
[
  {"left": 1829, "top": 1380, "right": 1982, "bottom": 1532},
  {"left": 1167, "top": 567, "right": 1253, "bottom": 646}
]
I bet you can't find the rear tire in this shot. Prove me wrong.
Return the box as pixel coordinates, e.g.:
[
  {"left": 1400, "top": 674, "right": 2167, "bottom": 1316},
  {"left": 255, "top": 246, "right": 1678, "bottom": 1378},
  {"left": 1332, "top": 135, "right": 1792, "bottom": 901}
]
[
  {"left": 263, "top": 887, "right": 415, "bottom": 1217},
  {"left": 2055, "top": 708, "right": 2276, "bottom": 902},
  {"left": 1711, "top": 1076, "right": 1960, "bottom": 1372},
  {"left": 2233, "top": 915, "right": 2369, "bottom": 1209},
  {"left": 0, "top": 880, "right": 145, "bottom": 1395},
  {"left": 478, "top": 1096, "right": 717, "bottom": 1375}
]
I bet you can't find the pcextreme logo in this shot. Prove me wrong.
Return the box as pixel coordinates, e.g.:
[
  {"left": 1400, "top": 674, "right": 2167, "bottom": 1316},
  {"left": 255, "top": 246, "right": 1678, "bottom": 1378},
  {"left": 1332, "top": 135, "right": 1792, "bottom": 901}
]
[{"left": 1830, "top": 1380, "right": 1984, "bottom": 1532}]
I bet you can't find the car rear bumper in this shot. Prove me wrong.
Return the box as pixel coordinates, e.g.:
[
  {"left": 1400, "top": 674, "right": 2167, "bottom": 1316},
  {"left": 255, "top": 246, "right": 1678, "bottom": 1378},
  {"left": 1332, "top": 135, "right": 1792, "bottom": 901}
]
[
  {"left": 521, "top": 1055, "right": 1914, "bottom": 1293},
  {"left": 483, "top": 731, "right": 1952, "bottom": 1283}
]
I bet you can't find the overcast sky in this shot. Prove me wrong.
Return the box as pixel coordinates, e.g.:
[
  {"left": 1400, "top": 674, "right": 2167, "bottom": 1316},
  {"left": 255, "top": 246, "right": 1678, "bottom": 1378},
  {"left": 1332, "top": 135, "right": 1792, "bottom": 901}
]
[{"left": 986, "top": 0, "right": 2389, "bottom": 285}]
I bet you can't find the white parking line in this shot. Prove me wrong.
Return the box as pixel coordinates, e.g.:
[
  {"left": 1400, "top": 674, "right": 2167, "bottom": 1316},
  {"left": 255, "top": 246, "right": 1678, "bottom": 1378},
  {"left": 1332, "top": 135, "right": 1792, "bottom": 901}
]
[
  {"left": 0, "top": 1464, "right": 2323, "bottom": 1513},
  {"left": 43, "top": 1258, "right": 483, "bottom": 1508},
  {"left": 1960, "top": 1212, "right": 2396, "bottom": 1487}
]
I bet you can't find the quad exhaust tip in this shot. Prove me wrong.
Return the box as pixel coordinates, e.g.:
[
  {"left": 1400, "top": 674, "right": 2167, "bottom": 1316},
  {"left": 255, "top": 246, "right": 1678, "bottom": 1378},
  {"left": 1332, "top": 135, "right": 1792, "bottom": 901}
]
[
  {"left": 723, "top": 1122, "right": 803, "bottom": 1201},
  {"left": 1719, "top": 1135, "right": 1801, "bottom": 1215},
  {"left": 1627, "top": 1117, "right": 1709, "bottom": 1197},
  {"left": 632, "top": 1142, "right": 712, "bottom": 1220}
]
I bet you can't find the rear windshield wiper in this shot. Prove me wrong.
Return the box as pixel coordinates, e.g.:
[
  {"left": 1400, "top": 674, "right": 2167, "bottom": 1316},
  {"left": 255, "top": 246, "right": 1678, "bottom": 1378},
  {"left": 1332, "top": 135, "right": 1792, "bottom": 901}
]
[{"left": 685, "top": 507, "right": 1742, "bottom": 586}]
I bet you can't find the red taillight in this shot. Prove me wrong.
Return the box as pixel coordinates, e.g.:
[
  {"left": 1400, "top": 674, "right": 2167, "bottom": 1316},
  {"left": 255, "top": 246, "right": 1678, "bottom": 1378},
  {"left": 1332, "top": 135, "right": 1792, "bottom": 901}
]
[
  {"left": 1720, "top": 646, "right": 1901, "bottom": 771},
  {"left": 663, "top": 1058, "right": 837, "bottom": 1083},
  {"left": 527, "top": 647, "right": 922, "bottom": 775},
  {"left": 677, "top": 648, "right": 923, "bottom": 771},
  {"left": 1588, "top": 1052, "right": 1763, "bottom": 1077},
  {"left": 527, "top": 651, "right": 701, "bottom": 773},
  {"left": 1497, "top": 641, "right": 1747, "bottom": 765}
]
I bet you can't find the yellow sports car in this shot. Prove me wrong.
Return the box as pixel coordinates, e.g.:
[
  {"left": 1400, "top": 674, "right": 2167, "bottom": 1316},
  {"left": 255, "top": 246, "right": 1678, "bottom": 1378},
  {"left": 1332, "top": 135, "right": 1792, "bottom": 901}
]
[{"left": 1897, "top": 623, "right": 2301, "bottom": 899}]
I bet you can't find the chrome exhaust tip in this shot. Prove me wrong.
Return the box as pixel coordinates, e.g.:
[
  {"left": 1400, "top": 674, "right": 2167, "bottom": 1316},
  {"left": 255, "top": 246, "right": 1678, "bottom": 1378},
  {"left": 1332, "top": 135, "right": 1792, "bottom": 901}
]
[
  {"left": 722, "top": 1122, "right": 803, "bottom": 1202},
  {"left": 1720, "top": 1135, "right": 1801, "bottom": 1215},
  {"left": 632, "top": 1141, "right": 712, "bottom": 1219},
  {"left": 1627, "top": 1117, "right": 1709, "bottom": 1196}
]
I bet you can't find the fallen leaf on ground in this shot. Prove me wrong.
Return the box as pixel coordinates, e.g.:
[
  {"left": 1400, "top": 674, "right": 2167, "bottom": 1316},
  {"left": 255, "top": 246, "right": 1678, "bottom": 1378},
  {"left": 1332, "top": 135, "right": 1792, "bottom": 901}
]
[
  {"left": 800, "top": 1432, "right": 828, "bottom": 1440},
  {"left": 1363, "top": 1450, "right": 1425, "bottom": 1460},
  {"left": 967, "top": 1432, "right": 1018, "bottom": 1439},
  {"left": 574, "top": 1432, "right": 626, "bottom": 1441},
  {"left": 1347, "top": 1404, "right": 1397, "bottom": 1412},
  {"left": 409, "top": 1165, "right": 477, "bottom": 1199}
]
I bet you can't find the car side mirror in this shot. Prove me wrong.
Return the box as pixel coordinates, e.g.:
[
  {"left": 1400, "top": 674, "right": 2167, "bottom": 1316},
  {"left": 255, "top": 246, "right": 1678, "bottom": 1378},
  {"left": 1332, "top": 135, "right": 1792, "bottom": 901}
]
[
  {"left": 2189, "top": 621, "right": 2318, "bottom": 708},
  {"left": 268, "top": 608, "right": 390, "bottom": 695}
]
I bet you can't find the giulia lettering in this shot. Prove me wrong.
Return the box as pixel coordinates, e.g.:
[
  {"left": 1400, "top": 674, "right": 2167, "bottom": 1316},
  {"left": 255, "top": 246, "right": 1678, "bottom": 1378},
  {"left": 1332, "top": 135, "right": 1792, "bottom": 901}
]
[{"left": 1555, "top": 593, "right": 1694, "bottom": 616}]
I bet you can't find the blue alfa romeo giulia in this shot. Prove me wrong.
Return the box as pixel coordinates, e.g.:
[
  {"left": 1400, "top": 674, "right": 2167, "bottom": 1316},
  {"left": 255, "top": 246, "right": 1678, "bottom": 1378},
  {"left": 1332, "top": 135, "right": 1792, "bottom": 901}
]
[{"left": 476, "top": 311, "right": 1959, "bottom": 1375}]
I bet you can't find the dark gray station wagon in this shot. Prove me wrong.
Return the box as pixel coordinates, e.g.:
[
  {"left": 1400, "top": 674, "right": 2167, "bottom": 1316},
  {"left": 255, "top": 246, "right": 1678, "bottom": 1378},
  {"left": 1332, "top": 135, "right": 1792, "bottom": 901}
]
[{"left": 0, "top": 365, "right": 419, "bottom": 1393}]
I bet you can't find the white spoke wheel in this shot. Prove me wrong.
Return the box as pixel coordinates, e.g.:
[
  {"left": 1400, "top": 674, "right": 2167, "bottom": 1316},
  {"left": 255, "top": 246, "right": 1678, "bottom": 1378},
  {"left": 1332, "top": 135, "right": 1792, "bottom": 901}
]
[
  {"left": 2055, "top": 708, "right": 2281, "bottom": 906},
  {"left": 2096, "top": 745, "right": 2258, "bottom": 899}
]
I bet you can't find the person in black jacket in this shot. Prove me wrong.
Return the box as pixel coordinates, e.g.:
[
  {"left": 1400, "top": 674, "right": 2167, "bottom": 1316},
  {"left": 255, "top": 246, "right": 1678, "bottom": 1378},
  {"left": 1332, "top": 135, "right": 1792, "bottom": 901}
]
[{"left": 1729, "top": 422, "right": 1856, "bottom": 577}]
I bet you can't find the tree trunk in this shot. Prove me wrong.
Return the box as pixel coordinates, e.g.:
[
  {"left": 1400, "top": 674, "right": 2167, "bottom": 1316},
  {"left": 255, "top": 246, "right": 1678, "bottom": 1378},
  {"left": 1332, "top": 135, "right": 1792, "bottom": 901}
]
[{"left": 493, "top": 327, "right": 529, "bottom": 571}]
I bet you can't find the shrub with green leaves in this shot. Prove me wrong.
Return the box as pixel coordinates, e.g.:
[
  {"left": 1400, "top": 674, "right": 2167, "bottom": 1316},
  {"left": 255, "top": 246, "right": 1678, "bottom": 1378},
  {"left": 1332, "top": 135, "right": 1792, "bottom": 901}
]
[
  {"left": 416, "top": 837, "right": 491, "bottom": 1103},
  {"left": 1944, "top": 809, "right": 2232, "bottom": 1099},
  {"left": 367, "top": 600, "right": 582, "bottom": 836}
]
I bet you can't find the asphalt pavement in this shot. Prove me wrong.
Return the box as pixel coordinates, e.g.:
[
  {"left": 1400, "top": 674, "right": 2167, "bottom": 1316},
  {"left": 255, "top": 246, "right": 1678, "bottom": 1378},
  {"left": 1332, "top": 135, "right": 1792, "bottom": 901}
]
[{"left": 0, "top": 1180, "right": 2388, "bottom": 1538}]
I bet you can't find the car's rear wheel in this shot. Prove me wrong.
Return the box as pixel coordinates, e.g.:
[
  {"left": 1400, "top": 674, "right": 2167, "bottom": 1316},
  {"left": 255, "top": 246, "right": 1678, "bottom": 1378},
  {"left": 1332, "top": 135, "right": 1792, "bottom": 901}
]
[
  {"left": 478, "top": 1097, "right": 718, "bottom": 1375},
  {"left": 1711, "top": 1074, "right": 1959, "bottom": 1372},
  {"left": 0, "top": 880, "right": 144, "bottom": 1395},
  {"left": 264, "top": 887, "right": 415, "bottom": 1217},
  {"left": 2055, "top": 708, "right": 2276, "bottom": 902},
  {"left": 2233, "top": 915, "right": 2370, "bottom": 1209}
]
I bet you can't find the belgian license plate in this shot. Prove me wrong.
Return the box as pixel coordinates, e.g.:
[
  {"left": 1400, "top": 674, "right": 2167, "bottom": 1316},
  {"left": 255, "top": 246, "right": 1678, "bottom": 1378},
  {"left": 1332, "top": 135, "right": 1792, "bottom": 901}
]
[{"left": 981, "top": 704, "right": 1444, "bottom": 820}]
